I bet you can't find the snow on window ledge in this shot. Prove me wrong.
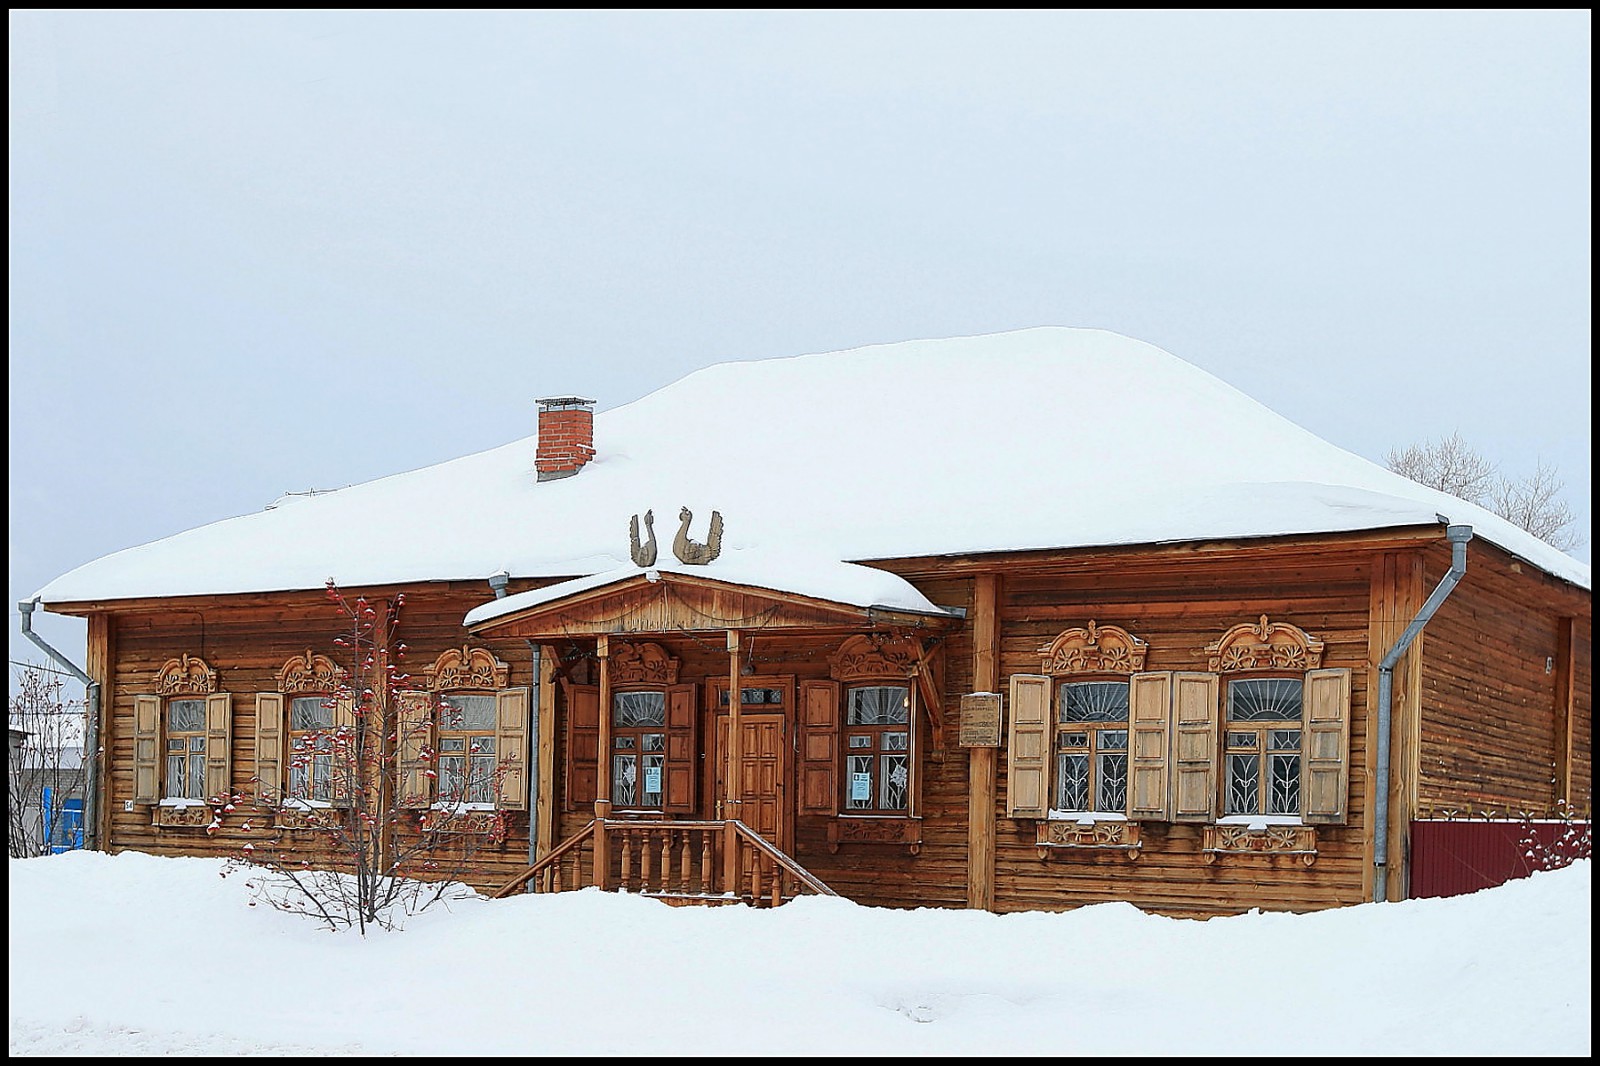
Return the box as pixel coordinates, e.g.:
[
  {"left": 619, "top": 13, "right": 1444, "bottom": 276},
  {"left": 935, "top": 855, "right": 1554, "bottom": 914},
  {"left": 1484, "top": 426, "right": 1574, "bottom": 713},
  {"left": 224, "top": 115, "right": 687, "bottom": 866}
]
[
  {"left": 1046, "top": 810, "right": 1129, "bottom": 825},
  {"left": 1217, "top": 814, "right": 1303, "bottom": 830},
  {"left": 281, "top": 798, "right": 333, "bottom": 811},
  {"left": 431, "top": 801, "right": 496, "bottom": 813},
  {"left": 158, "top": 798, "right": 209, "bottom": 808}
]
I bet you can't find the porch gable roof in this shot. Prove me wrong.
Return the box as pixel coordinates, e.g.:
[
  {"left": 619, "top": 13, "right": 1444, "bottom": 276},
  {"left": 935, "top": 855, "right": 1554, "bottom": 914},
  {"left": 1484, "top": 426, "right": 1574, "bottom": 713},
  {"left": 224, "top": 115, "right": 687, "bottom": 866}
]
[{"left": 464, "top": 562, "right": 961, "bottom": 641}]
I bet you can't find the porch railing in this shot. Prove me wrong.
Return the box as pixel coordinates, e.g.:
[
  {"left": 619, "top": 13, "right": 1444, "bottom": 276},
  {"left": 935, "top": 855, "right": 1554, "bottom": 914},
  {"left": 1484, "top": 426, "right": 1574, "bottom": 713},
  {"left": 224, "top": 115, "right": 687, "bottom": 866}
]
[{"left": 490, "top": 818, "right": 836, "bottom": 906}]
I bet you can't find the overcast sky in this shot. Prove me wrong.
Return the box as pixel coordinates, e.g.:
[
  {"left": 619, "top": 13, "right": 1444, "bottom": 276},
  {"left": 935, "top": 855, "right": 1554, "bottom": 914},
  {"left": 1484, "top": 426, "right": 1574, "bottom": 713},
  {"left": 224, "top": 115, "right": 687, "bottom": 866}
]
[{"left": 8, "top": 10, "right": 1591, "bottom": 679}]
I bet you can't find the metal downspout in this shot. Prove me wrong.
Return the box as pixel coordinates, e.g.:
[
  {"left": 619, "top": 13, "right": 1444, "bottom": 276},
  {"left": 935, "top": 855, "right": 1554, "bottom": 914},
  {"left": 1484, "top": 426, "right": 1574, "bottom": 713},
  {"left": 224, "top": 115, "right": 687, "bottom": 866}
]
[
  {"left": 18, "top": 598, "right": 101, "bottom": 852},
  {"left": 1373, "top": 524, "right": 1472, "bottom": 903},
  {"left": 486, "top": 571, "right": 541, "bottom": 871}
]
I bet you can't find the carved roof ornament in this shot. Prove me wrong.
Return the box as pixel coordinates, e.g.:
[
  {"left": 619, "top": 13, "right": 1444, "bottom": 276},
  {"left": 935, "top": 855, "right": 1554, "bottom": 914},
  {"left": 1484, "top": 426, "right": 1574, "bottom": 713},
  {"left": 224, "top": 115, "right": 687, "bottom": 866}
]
[
  {"left": 829, "top": 633, "right": 922, "bottom": 682},
  {"left": 628, "top": 509, "right": 658, "bottom": 567},
  {"left": 155, "top": 654, "right": 218, "bottom": 696},
  {"left": 1206, "top": 615, "right": 1325, "bottom": 673},
  {"left": 672, "top": 506, "right": 723, "bottom": 565},
  {"left": 277, "top": 650, "right": 347, "bottom": 694},
  {"left": 610, "top": 641, "right": 681, "bottom": 685},
  {"left": 1038, "top": 621, "right": 1149, "bottom": 676},
  {"left": 424, "top": 645, "right": 509, "bottom": 692}
]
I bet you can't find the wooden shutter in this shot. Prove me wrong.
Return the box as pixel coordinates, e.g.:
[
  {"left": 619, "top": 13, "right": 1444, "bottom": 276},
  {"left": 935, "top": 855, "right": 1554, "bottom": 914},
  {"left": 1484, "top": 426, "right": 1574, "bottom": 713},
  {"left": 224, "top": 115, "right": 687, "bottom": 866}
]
[
  {"left": 495, "top": 687, "right": 531, "bottom": 811},
  {"left": 205, "top": 693, "right": 232, "bottom": 802},
  {"left": 663, "top": 683, "right": 697, "bottom": 814},
  {"left": 396, "top": 691, "right": 433, "bottom": 809},
  {"left": 331, "top": 695, "right": 358, "bottom": 806},
  {"left": 255, "top": 693, "right": 284, "bottom": 806},
  {"left": 1303, "top": 668, "right": 1353, "bottom": 824},
  {"left": 563, "top": 682, "right": 600, "bottom": 812},
  {"left": 1171, "top": 672, "right": 1220, "bottom": 822},
  {"left": 1006, "top": 674, "right": 1051, "bottom": 819},
  {"left": 798, "top": 680, "right": 839, "bottom": 815},
  {"left": 133, "top": 695, "right": 162, "bottom": 804},
  {"left": 1128, "top": 671, "right": 1172, "bottom": 820}
]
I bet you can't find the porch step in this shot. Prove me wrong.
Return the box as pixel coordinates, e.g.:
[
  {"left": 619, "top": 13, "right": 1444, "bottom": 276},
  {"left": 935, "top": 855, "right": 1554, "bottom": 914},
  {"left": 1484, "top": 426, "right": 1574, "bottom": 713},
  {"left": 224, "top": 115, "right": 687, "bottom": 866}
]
[{"left": 641, "top": 890, "right": 745, "bottom": 907}]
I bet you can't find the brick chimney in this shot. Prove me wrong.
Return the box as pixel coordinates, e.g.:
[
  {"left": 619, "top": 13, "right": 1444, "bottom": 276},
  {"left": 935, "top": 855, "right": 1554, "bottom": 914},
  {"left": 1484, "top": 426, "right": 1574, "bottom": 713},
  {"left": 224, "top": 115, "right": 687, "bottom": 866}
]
[{"left": 535, "top": 396, "right": 597, "bottom": 481}]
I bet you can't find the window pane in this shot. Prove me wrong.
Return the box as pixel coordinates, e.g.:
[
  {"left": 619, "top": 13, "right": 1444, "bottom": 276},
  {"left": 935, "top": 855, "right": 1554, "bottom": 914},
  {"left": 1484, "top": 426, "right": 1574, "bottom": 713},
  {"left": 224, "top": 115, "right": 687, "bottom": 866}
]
[
  {"left": 1227, "top": 731, "right": 1258, "bottom": 750},
  {"left": 1227, "top": 753, "right": 1259, "bottom": 815},
  {"left": 187, "top": 753, "right": 205, "bottom": 799},
  {"left": 879, "top": 754, "right": 909, "bottom": 810},
  {"left": 311, "top": 755, "right": 333, "bottom": 802},
  {"left": 440, "top": 736, "right": 466, "bottom": 752},
  {"left": 1097, "top": 752, "right": 1128, "bottom": 812},
  {"left": 613, "top": 754, "right": 637, "bottom": 805},
  {"left": 1059, "top": 731, "right": 1089, "bottom": 749},
  {"left": 442, "top": 694, "right": 497, "bottom": 731},
  {"left": 1269, "top": 729, "right": 1301, "bottom": 752},
  {"left": 469, "top": 736, "right": 495, "bottom": 755},
  {"left": 614, "top": 691, "right": 666, "bottom": 728},
  {"left": 290, "top": 696, "right": 335, "bottom": 731},
  {"left": 847, "top": 686, "right": 909, "bottom": 726},
  {"left": 1269, "top": 753, "right": 1300, "bottom": 815},
  {"left": 1056, "top": 753, "right": 1088, "bottom": 810},
  {"left": 1059, "top": 681, "right": 1129, "bottom": 723},
  {"left": 469, "top": 754, "right": 496, "bottom": 804},
  {"left": 166, "top": 754, "right": 185, "bottom": 798},
  {"left": 167, "top": 699, "right": 206, "bottom": 732},
  {"left": 1099, "top": 729, "right": 1128, "bottom": 752},
  {"left": 1228, "top": 678, "right": 1304, "bottom": 722},
  {"left": 881, "top": 731, "right": 908, "bottom": 751},
  {"left": 847, "top": 734, "right": 873, "bottom": 750},
  {"left": 642, "top": 733, "right": 664, "bottom": 753},
  {"left": 438, "top": 755, "right": 465, "bottom": 802}
]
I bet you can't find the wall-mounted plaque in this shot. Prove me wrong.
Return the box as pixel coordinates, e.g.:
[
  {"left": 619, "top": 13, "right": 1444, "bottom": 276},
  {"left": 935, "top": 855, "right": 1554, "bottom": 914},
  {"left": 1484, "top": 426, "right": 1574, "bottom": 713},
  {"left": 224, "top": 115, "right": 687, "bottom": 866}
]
[{"left": 958, "top": 692, "right": 1003, "bottom": 747}]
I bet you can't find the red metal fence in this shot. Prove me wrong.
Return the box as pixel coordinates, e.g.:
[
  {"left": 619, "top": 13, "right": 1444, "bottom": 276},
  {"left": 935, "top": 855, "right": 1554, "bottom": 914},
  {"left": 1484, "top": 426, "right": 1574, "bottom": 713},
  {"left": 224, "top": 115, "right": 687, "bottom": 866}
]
[{"left": 1410, "top": 818, "right": 1592, "bottom": 899}]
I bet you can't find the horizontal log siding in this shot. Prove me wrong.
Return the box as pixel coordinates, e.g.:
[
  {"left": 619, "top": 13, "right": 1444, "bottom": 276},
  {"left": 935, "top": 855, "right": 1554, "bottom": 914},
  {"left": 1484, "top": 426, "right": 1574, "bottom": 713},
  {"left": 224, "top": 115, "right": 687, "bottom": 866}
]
[
  {"left": 986, "top": 555, "right": 1373, "bottom": 917},
  {"left": 97, "top": 581, "right": 547, "bottom": 893},
  {"left": 1417, "top": 541, "right": 1593, "bottom": 817}
]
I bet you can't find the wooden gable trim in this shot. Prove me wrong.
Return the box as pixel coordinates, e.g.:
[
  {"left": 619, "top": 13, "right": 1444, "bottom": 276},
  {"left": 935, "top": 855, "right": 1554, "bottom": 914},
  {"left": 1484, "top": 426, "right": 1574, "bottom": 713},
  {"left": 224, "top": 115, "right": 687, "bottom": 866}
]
[{"left": 467, "top": 570, "right": 957, "bottom": 640}]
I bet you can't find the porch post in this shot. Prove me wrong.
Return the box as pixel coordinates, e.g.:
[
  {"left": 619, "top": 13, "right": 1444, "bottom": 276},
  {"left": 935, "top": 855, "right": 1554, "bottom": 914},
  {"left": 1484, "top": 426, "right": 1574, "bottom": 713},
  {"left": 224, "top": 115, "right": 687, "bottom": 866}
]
[
  {"left": 968, "top": 574, "right": 1000, "bottom": 910},
  {"left": 594, "top": 635, "right": 611, "bottom": 890},
  {"left": 725, "top": 629, "right": 743, "bottom": 822}
]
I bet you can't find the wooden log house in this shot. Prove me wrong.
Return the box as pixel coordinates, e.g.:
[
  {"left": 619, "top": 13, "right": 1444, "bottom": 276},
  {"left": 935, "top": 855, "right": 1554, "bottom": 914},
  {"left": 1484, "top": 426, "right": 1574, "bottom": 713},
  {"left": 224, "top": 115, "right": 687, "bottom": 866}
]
[{"left": 32, "top": 328, "right": 1591, "bottom": 916}]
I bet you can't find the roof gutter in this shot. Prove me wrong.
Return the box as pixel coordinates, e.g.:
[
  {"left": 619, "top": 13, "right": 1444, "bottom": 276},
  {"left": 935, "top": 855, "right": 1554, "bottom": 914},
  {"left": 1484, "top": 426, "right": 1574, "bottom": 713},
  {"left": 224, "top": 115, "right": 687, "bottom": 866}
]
[
  {"left": 18, "top": 598, "right": 101, "bottom": 852},
  {"left": 1372, "top": 523, "right": 1472, "bottom": 903}
]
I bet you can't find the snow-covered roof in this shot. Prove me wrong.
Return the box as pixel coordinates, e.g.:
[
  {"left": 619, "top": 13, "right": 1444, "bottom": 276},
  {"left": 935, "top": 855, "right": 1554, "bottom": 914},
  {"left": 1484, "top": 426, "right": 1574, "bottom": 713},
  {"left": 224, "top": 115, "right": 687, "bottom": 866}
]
[{"left": 34, "top": 327, "right": 1591, "bottom": 607}]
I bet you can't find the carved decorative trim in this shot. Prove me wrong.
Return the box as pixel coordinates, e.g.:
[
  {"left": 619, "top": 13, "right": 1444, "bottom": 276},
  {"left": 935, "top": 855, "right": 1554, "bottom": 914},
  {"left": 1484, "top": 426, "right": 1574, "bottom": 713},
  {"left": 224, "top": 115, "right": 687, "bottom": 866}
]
[
  {"left": 152, "top": 804, "right": 213, "bottom": 829},
  {"left": 1038, "top": 621, "right": 1149, "bottom": 675},
  {"left": 609, "top": 641, "right": 681, "bottom": 686},
  {"left": 829, "top": 634, "right": 921, "bottom": 683},
  {"left": 275, "top": 807, "right": 340, "bottom": 831},
  {"left": 154, "top": 654, "right": 218, "bottom": 696},
  {"left": 1035, "top": 819, "right": 1142, "bottom": 860},
  {"left": 1202, "top": 823, "right": 1318, "bottom": 866},
  {"left": 1205, "top": 616, "right": 1325, "bottom": 673},
  {"left": 826, "top": 816, "right": 922, "bottom": 854},
  {"left": 424, "top": 645, "right": 509, "bottom": 692},
  {"left": 421, "top": 809, "right": 506, "bottom": 840},
  {"left": 277, "top": 650, "right": 347, "bottom": 694}
]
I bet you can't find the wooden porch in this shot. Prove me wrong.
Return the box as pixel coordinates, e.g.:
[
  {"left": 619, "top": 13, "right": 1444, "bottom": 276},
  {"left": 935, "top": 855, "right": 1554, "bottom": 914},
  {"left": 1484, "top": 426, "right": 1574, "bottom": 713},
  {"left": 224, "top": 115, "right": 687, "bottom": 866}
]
[{"left": 491, "top": 816, "right": 837, "bottom": 907}]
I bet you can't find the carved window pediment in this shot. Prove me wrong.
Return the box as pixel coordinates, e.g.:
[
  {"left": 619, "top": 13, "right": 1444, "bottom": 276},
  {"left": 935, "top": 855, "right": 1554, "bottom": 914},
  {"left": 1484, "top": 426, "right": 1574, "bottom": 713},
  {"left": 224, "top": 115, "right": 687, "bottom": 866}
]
[
  {"left": 609, "top": 641, "right": 681, "bottom": 685},
  {"left": 277, "top": 650, "right": 347, "bottom": 694},
  {"left": 425, "top": 645, "right": 510, "bottom": 692},
  {"left": 1038, "top": 621, "right": 1148, "bottom": 676},
  {"left": 829, "top": 634, "right": 921, "bottom": 682},
  {"left": 154, "top": 654, "right": 218, "bottom": 696},
  {"left": 1206, "top": 615, "right": 1324, "bottom": 673}
]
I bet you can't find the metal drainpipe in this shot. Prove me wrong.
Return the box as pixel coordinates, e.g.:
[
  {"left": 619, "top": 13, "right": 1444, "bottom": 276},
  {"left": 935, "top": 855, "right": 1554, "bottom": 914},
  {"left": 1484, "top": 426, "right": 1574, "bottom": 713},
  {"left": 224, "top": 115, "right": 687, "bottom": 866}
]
[
  {"left": 1373, "top": 524, "right": 1472, "bottom": 903},
  {"left": 486, "top": 571, "right": 541, "bottom": 871},
  {"left": 18, "top": 598, "right": 101, "bottom": 852}
]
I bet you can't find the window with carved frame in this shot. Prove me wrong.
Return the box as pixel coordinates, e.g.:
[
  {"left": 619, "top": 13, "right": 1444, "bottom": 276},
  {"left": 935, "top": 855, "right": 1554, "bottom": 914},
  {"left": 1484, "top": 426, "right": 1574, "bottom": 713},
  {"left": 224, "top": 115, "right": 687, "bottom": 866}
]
[
  {"left": 1054, "top": 679, "right": 1131, "bottom": 815},
  {"left": 436, "top": 691, "right": 499, "bottom": 806},
  {"left": 134, "top": 655, "right": 231, "bottom": 822},
  {"left": 843, "top": 683, "right": 912, "bottom": 814},
  {"left": 611, "top": 687, "right": 667, "bottom": 809},
  {"left": 286, "top": 693, "right": 338, "bottom": 804},
  {"left": 1222, "top": 676, "right": 1304, "bottom": 818}
]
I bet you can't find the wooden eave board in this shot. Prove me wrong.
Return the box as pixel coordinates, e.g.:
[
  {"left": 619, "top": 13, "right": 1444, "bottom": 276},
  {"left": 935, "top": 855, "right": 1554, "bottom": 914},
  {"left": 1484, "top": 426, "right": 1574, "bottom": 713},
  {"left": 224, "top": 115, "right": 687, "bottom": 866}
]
[{"left": 467, "top": 570, "right": 957, "bottom": 640}]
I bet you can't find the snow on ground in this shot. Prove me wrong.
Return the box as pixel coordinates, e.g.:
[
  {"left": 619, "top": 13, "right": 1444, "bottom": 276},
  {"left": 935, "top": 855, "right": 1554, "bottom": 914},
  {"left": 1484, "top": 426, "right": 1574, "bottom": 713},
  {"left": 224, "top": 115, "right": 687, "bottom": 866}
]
[{"left": 8, "top": 851, "right": 1590, "bottom": 1056}]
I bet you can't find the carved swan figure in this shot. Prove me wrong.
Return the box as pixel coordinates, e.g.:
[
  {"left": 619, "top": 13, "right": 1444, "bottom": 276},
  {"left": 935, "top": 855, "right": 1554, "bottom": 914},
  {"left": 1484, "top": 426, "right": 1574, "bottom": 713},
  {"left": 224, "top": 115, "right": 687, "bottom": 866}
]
[
  {"left": 672, "top": 506, "right": 723, "bottom": 565},
  {"left": 629, "top": 509, "right": 658, "bottom": 567}
]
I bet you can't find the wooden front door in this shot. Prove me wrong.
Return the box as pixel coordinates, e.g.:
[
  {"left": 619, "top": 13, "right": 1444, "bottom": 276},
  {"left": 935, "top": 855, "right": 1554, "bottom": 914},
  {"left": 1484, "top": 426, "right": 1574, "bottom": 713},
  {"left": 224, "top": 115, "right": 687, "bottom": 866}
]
[{"left": 713, "top": 712, "right": 790, "bottom": 854}]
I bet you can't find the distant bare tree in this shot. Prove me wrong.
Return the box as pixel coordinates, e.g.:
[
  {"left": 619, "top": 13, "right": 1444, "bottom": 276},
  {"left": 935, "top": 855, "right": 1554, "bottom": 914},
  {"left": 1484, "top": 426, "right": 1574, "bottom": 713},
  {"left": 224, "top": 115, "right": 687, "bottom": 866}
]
[
  {"left": 1385, "top": 431, "right": 1501, "bottom": 503},
  {"left": 7, "top": 663, "right": 86, "bottom": 857},
  {"left": 1386, "top": 433, "right": 1585, "bottom": 552}
]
